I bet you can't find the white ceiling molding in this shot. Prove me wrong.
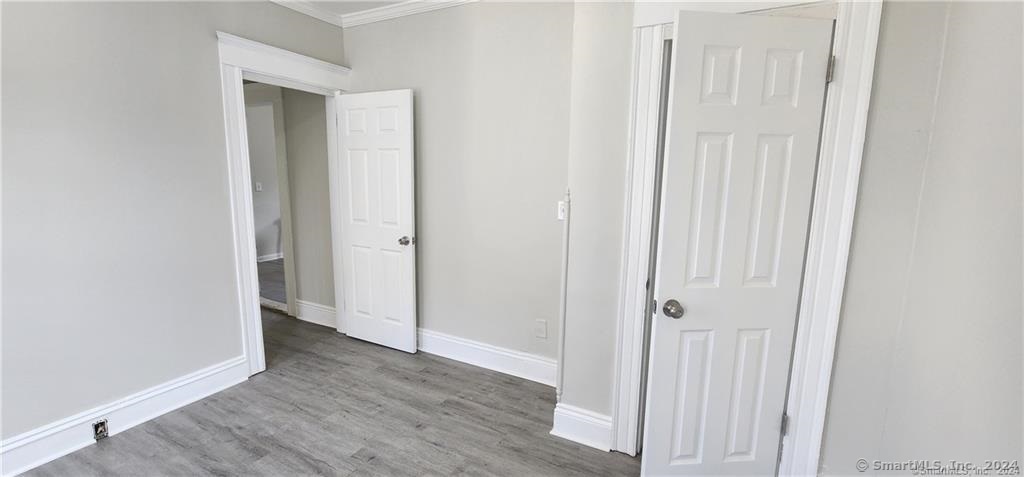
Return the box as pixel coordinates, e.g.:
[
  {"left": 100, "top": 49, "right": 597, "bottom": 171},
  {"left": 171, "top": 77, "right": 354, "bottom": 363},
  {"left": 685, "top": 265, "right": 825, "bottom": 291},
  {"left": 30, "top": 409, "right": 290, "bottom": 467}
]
[
  {"left": 270, "top": 0, "right": 479, "bottom": 29},
  {"left": 341, "top": 0, "right": 478, "bottom": 27},
  {"left": 270, "top": 1, "right": 346, "bottom": 28}
]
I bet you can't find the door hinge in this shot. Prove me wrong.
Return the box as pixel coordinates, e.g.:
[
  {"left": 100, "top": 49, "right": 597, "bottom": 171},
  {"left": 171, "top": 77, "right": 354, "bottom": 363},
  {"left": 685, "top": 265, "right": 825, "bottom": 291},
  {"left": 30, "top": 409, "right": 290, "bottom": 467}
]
[
  {"left": 825, "top": 55, "right": 836, "bottom": 83},
  {"left": 781, "top": 412, "right": 789, "bottom": 436}
]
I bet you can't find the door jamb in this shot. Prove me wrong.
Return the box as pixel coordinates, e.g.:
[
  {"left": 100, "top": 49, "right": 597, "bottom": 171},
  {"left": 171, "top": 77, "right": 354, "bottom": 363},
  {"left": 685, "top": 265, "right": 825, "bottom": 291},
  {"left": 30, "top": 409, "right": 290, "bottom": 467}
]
[
  {"left": 217, "top": 32, "right": 352, "bottom": 376},
  {"left": 611, "top": 3, "right": 882, "bottom": 474}
]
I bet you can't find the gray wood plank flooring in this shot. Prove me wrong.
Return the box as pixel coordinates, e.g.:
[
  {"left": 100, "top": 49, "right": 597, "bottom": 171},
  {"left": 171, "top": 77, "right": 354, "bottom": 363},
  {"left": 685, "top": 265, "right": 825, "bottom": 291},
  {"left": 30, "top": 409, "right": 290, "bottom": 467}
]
[
  {"left": 258, "top": 258, "right": 286, "bottom": 304},
  {"left": 26, "top": 310, "right": 640, "bottom": 476}
]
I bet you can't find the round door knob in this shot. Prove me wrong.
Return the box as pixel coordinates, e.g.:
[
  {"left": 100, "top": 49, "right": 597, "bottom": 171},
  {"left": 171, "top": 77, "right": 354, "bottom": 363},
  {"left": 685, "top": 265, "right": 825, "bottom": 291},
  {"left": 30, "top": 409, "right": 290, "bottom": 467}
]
[
  {"left": 398, "top": 236, "right": 411, "bottom": 246},
  {"left": 662, "top": 299, "right": 685, "bottom": 319}
]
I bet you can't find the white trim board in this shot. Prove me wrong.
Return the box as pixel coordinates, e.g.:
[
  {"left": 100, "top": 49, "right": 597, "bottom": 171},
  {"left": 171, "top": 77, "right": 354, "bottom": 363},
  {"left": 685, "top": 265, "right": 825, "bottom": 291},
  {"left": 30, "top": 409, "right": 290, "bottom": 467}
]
[
  {"left": 611, "top": 21, "right": 671, "bottom": 457},
  {"left": 217, "top": 31, "right": 350, "bottom": 377},
  {"left": 273, "top": 301, "right": 557, "bottom": 388},
  {"left": 217, "top": 32, "right": 351, "bottom": 95},
  {"left": 779, "top": 3, "right": 882, "bottom": 474},
  {"left": 610, "top": 1, "right": 883, "bottom": 472},
  {"left": 418, "top": 329, "right": 557, "bottom": 387},
  {"left": 550, "top": 403, "right": 613, "bottom": 452},
  {"left": 296, "top": 300, "right": 337, "bottom": 328},
  {"left": 269, "top": 0, "right": 478, "bottom": 29},
  {"left": 257, "top": 252, "right": 284, "bottom": 262},
  {"left": 0, "top": 357, "right": 248, "bottom": 477}
]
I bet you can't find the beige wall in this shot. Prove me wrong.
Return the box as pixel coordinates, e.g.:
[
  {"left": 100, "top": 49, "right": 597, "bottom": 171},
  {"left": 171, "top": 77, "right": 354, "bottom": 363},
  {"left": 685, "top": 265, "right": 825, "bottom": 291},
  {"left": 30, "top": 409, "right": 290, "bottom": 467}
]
[
  {"left": 1, "top": 1, "right": 344, "bottom": 438},
  {"left": 282, "top": 88, "right": 335, "bottom": 307},
  {"left": 821, "top": 2, "right": 1023, "bottom": 472},
  {"left": 342, "top": 2, "right": 574, "bottom": 358}
]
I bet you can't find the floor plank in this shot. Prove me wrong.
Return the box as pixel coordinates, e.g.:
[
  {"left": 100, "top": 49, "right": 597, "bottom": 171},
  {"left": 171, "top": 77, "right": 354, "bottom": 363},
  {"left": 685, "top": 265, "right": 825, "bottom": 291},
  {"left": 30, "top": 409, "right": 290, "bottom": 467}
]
[
  {"left": 258, "top": 258, "right": 287, "bottom": 304},
  {"left": 26, "top": 310, "right": 640, "bottom": 476}
]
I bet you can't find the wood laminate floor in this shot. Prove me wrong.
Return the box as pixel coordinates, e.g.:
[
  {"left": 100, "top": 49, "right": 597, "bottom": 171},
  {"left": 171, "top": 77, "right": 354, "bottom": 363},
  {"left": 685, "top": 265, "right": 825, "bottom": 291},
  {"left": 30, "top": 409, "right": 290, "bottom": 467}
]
[
  {"left": 258, "top": 258, "right": 286, "bottom": 304},
  {"left": 27, "top": 310, "right": 640, "bottom": 477}
]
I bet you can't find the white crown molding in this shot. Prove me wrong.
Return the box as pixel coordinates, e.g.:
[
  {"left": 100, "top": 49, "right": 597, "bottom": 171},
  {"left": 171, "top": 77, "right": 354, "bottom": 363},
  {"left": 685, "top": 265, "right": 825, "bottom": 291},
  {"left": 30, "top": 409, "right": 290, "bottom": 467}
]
[
  {"left": 270, "top": 0, "right": 479, "bottom": 29},
  {"left": 271, "top": 0, "right": 346, "bottom": 28},
  {"left": 342, "top": 0, "right": 478, "bottom": 27}
]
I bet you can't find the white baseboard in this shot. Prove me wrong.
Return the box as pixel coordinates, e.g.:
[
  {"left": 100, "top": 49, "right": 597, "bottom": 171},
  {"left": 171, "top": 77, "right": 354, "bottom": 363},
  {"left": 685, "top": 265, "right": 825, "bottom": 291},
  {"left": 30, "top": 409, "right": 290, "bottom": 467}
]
[
  {"left": 260, "top": 297, "right": 288, "bottom": 314},
  {"left": 550, "top": 403, "right": 614, "bottom": 452},
  {"left": 291, "top": 305, "right": 555, "bottom": 388},
  {"left": 0, "top": 357, "right": 248, "bottom": 477},
  {"left": 296, "top": 300, "right": 336, "bottom": 328},
  {"left": 417, "top": 329, "right": 557, "bottom": 387},
  {"left": 256, "top": 252, "right": 283, "bottom": 262}
]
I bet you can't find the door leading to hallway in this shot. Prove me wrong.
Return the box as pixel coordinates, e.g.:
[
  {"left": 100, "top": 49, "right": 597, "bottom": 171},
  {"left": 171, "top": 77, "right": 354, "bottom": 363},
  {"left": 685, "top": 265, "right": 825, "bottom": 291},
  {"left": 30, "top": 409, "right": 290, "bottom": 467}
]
[
  {"left": 642, "top": 11, "right": 832, "bottom": 476},
  {"left": 332, "top": 90, "right": 418, "bottom": 353}
]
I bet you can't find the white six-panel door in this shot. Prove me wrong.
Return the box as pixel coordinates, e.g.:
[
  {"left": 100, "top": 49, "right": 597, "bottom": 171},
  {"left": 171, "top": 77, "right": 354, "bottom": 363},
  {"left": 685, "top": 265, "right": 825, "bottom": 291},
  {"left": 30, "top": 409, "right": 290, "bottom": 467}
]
[
  {"left": 642, "top": 11, "right": 832, "bottom": 475},
  {"left": 333, "top": 90, "right": 417, "bottom": 353}
]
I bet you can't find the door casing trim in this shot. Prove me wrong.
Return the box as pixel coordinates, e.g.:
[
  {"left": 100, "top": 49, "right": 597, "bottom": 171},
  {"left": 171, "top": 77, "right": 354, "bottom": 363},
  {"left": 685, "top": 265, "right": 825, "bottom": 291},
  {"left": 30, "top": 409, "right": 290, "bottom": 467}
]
[
  {"left": 217, "top": 32, "right": 351, "bottom": 376},
  {"left": 611, "top": 3, "right": 882, "bottom": 474}
]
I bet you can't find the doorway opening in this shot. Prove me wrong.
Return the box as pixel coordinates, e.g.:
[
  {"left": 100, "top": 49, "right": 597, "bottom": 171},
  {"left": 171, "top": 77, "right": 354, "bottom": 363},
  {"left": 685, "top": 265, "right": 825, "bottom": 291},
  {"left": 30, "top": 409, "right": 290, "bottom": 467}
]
[
  {"left": 243, "top": 80, "right": 338, "bottom": 357},
  {"left": 217, "top": 32, "right": 419, "bottom": 378}
]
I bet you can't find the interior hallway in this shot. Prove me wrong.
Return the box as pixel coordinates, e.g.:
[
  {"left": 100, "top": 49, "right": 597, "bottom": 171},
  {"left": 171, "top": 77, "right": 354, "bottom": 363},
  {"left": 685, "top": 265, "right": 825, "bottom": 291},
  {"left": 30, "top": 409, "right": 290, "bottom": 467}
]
[{"left": 26, "top": 310, "right": 640, "bottom": 476}]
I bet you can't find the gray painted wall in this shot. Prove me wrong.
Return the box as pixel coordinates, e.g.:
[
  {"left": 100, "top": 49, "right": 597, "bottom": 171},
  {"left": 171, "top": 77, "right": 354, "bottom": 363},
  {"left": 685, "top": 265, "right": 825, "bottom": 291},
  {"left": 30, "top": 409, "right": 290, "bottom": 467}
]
[
  {"left": 282, "top": 88, "right": 335, "bottom": 307},
  {"left": 821, "top": 2, "right": 1023, "bottom": 472},
  {"left": 342, "top": 2, "right": 574, "bottom": 359},
  {"left": 560, "top": 1, "right": 636, "bottom": 414},
  {"left": 1, "top": 1, "right": 344, "bottom": 438}
]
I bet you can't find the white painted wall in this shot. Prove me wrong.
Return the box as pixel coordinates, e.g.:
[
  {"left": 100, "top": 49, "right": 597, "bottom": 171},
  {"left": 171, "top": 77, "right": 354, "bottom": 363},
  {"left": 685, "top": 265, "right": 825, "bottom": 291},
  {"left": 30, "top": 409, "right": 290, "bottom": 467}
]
[
  {"left": 341, "top": 2, "right": 574, "bottom": 359},
  {"left": 821, "top": 2, "right": 1023, "bottom": 472},
  {"left": 245, "top": 103, "right": 284, "bottom": 260},
  {"left": 1, "top": 1, "right": 344, "bottom": 439}
]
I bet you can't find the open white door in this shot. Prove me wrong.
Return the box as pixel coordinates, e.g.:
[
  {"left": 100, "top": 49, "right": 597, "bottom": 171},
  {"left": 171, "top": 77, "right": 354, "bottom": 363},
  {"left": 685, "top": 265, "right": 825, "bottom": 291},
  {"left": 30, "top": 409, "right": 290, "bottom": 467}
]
[
  {"left": 642, "top": 11, "right": 832, "bottom": 475},
  {"left": 332, "top": 89, "right": 417, "bottom": 353}
]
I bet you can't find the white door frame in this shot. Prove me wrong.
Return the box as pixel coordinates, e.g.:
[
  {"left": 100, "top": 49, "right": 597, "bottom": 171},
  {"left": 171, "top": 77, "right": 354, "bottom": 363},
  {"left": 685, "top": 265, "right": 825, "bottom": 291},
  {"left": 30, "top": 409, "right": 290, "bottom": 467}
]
[
  {"left": 216, "top": 32, "right": 352, "bottom": 376},
  {"left": 611, "top": 2, "right": 882, "bottom": 474}
]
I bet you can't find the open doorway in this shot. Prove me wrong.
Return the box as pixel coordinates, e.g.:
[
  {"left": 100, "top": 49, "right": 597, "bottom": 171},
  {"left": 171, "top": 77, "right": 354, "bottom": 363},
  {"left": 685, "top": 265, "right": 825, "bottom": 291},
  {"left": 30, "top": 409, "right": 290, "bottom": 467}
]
[
  {"left": 244, "top": 82, "right": 298, "bottom": 317},
  {"left": 244, "top": 82, "right": 339, "bottom": 327},
  {"left": 242, "top": 80, "right": 338, "bottom": 358},
  {"left": 218, "top": 32, "right": 419, "bottom": 376}
]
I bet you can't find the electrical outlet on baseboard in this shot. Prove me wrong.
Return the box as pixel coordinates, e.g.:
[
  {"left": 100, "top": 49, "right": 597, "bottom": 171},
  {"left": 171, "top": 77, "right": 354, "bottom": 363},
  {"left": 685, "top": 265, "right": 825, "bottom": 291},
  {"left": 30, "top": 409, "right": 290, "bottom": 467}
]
[{"left": 534, "top": 319, "right": 548, "bottom": 339}]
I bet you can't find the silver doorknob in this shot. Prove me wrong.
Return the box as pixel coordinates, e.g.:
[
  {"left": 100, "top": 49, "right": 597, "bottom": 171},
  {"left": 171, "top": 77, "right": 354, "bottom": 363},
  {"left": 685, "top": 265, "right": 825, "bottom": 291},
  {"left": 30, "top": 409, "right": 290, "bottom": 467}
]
[
  {"left": 662, "top": 299, "right": 685, "bottom": 319},
  {"left": 398, "top": 236, "right": 411, "bottom": 246}
]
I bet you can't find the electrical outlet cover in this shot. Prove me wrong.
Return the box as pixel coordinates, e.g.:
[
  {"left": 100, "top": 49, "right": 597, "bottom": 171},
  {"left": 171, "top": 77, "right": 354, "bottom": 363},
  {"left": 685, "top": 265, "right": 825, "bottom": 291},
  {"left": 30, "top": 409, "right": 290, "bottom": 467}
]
[
  {"left": 534, "top": 319, "right": 548, "bottom": 339},
  {"left": 93, "top": 419, "right": 108, "bottom": 440}
]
